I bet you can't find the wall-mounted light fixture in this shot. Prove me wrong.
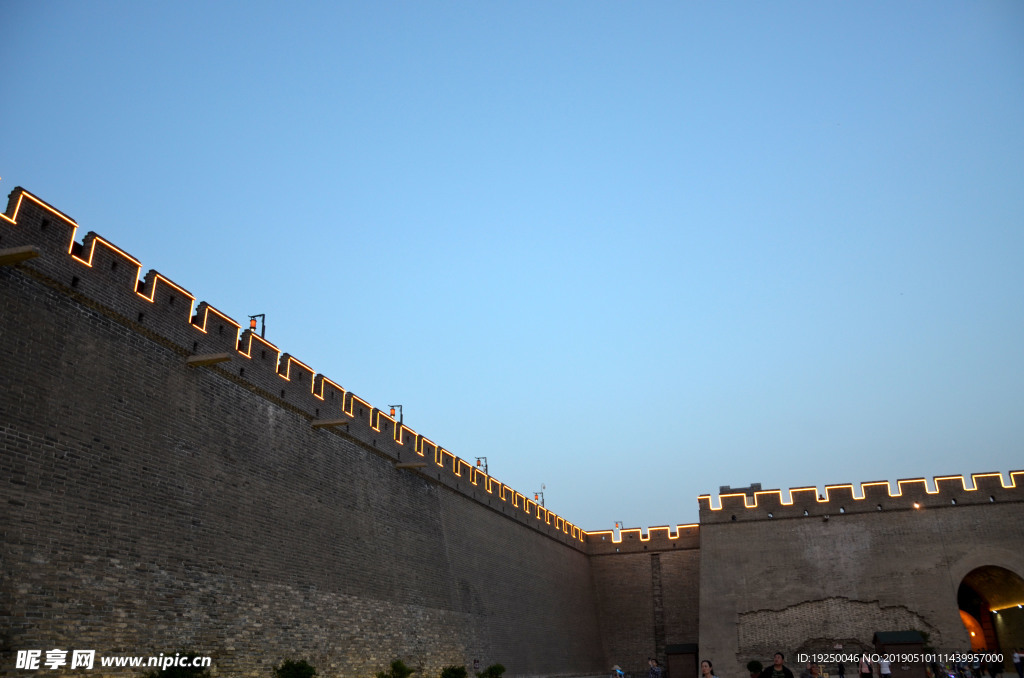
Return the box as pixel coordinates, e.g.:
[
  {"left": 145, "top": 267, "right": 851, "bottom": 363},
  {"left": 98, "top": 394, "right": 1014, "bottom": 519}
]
[
  {"left": 389, "top": 405, "right": 403, "bottom": 425},
  {"left": 533, "top": 484, "right": 545, "bottom": 507},
  {"left": 475, "top": 457, "right": 488, "bottom": 475},
  {"left": 248, "top": 314, "right": 266, "bottom": 338}
]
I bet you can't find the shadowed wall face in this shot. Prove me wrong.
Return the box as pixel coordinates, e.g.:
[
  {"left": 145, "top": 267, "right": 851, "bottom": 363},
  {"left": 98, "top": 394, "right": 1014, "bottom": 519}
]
[
  {"left": 591, "top": 548, "right": 700, "bottom": 675},
  {"left": 698, "top": 499, "right": 1024, "bottom": 678},
  {"left": 0, "top": 194, "right": 605, "bottom": 675},
  {"left": 4, "top": 188, "right": 1023, "bottom": 678}
]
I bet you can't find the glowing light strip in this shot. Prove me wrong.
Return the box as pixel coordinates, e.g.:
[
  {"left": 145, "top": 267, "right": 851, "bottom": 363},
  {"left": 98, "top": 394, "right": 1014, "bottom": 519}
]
[
  {"left": 416, "top": 436, "right": 437, "bottom": 461},
  {"left": 991, "top": 602, "right": 1024, "bottom": 612},
  {"left": 237, "top": 332, "right": 280, "bottom": 361},
  {"left": 0, "top": 185, "right": 588, "bottom": 543},
  {"left": 440, "top": 448, "right": 455, "bottom": 471},
  {"left": 583, "top": 523, "right": 700, "bottom": 543},
  {"left": 136, "top": 273, "right": 195, "bottom": 309},
  {"left": 0, "top": 188, "right": 79, "bottom": 234},
  {"left": 700, "top": 473, "right": 1023, "bottom": 511},
  {"left": 346, "top": 394, "right": 371, "bottom": 419},
  {"left": 971, "top": 471, "right": 1015, "bottom": 489},
  {"left": 72, "top": 234, "right": 143, "bottom": 269},
  {"left": 278, "top": 355, "right": 316, "bottom": 386},
  {"left": 192, "top": 304, "right": 241, "bottom": 336},
  {"left": 313, "top": 375, "right": 347, "bottom": 406},
  {"left": 370, "top": 408, "right": 401, "bottom": 433}
]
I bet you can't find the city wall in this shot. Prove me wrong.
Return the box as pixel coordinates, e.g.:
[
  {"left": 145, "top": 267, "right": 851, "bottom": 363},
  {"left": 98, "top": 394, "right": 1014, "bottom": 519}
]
[
  {"left": 697, "top": 476, "right": 1024, "bottom": 678},
  {"left": 3, "top": 186, "right": 1022, "bottom": 678},
  {"left": 0, "top": 188, "right": 605, "bottom": 676}
]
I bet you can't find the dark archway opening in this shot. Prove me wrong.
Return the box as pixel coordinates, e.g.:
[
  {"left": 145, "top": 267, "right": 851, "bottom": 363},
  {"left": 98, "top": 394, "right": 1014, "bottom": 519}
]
[{"left": 958, "top": 566, "right": 1024, "bottom": 662}]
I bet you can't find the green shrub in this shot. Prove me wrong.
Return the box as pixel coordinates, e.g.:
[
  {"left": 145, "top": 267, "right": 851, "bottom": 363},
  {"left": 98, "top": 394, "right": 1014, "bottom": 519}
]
[
  {"left": 143, "top": 654, "right": 211, "bottom": 678},
  {"left": 274, "top": 659, "right": 317, "bottom": 678},
  {"left": 441, "top": 667, "right": 468, "bottom": 678},
  {"left": 377, "top": 660, "right": 415, "bottom": 678},
  {"left": 476, "top": 664, "right": 505, "bottom": 678}
]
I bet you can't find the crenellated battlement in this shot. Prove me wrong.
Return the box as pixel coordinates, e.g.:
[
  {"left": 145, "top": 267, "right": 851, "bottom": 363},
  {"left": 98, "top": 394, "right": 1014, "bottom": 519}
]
[
  {"left": 5, "top": 185, "right": 1021, "bottom": 550},
  {"left": 698, "top": 471, "right": 1024, "bottom": 524},
  {"left": 585, "top": 523, "right": 700, "bottom": 554},
  {"left": 1, "top": 186, "right": 586, "bottom": 546}
]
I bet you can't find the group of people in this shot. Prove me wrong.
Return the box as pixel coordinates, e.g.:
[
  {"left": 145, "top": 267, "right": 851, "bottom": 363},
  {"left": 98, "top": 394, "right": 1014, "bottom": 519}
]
[
  {"left": 613, "top": 649, "right": 1024, "bottom": 678},
  {"left": 611, "top": 657, "right": 720, "bottom": 678},
  {"left": 951, "top": 649, "right": 1024, "bottom": 678},
  {"left": 613, "top": 652, "right": 797, "bottom": 678}
]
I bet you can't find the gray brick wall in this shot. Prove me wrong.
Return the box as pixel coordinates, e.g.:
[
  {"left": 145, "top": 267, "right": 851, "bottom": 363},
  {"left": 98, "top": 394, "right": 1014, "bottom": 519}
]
[{"left": 0, "top": 190, "right": 605, "bottom": 677}]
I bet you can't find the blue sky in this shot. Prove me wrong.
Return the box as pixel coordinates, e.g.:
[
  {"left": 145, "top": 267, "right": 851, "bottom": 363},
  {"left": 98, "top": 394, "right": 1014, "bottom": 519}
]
[{"left": 3, "top": 2, "right": 1022, "bottom": 529}]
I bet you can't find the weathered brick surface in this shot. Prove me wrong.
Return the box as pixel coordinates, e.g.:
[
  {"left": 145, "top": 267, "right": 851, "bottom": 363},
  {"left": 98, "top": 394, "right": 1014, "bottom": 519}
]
[
  {"left": 4, "top": 186, "right": 1023, "bottom": 678},
  {"left": 590, "top": 547, "right": 699, "bottom": 676},
  {"left": 698, "top": 499, "right": 1024, "bottom": 678},
  {"left": 0, "top": 190, "right": 604, "bottom": 677}
]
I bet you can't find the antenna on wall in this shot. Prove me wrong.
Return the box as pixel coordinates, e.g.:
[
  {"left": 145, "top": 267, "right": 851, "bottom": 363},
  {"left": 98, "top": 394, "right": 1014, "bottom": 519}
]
[{"left": 248, "top": 313, "right": 266, "bottom": 338}]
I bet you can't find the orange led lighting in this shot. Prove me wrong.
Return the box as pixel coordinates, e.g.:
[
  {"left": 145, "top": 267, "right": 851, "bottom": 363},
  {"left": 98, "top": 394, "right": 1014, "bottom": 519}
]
[
  {"left": 71, "top": 234, "right": 143, "bottom": 270},
  {"left": 312, "top": 375, "right": 347, "bottom": 405},
  {"left": 1, "top": 187, "right": 79, "bottom": 237},
  {"left": 279, "top": 355, "right": 316, "bottom": 386},
  {"left": 701, "top": 472, "right": 1022, "bottom": 513},
  {"left": 236, "top": 332, "right": 280, "bottom": 362},
  {"left": 191, "top": 304, "right": 241, "bottom": 336},
  {"left": 0, "top": 186, "right": 595, "bottom": 543}
]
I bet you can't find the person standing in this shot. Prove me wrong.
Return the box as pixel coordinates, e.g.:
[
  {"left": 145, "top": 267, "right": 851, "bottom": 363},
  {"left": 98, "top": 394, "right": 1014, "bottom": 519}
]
[
  {"left": 701, "top": 660, "right": 718, "bottom": 678},
  {"left": 860, "top": 654, "right": 874, "bottom": 678},
  {"left": 761, "top": 653, "right": 796, "bottom": 678},
  {"left": 880, "top": 657, "right": 892, "bottom": 678},
  {"left": 649, "top": 658, "right": 663, "bottom": 678},
  {"left": 1013, "top": 649, "right": 1022, "bottom": 678}
]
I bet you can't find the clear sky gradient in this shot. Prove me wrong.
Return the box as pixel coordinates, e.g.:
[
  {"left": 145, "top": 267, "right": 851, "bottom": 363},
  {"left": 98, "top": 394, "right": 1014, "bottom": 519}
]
[{"left": 3, "top": 2, "right": 1022, "bottom": 529}]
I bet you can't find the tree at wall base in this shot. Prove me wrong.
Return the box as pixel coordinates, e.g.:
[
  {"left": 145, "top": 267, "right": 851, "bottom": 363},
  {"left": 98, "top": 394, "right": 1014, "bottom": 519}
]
[
  {"left": 476, "top": 664, "right": 506, "bottom": 678},
  {"left": 143, "top": 655, "right": 211, "bottom": 678},
  {"left": 377, "top": 660, "right": 415, "bottom": 678},
  {"left": 274, "top": 659, "right": 317, "bottom": 678}
]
